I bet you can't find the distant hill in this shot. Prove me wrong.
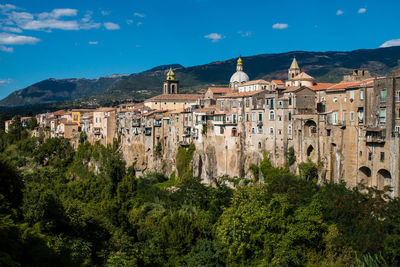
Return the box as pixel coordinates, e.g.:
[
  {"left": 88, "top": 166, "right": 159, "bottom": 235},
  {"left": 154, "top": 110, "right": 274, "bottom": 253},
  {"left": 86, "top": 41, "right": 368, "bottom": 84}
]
[{"left": 1, "top": 46, "right": 400, "bottom": 107}]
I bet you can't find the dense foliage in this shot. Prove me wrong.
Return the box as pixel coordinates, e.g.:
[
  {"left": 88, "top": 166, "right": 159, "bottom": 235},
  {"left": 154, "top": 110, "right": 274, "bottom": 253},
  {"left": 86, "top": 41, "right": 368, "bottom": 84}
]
[{"left": 1, "top": 118, "right": 400, "bottom": 266}]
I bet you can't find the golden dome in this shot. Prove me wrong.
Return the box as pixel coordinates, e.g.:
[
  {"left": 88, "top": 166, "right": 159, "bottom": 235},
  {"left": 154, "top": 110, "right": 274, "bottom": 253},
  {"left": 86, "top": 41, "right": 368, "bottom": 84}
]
[
  {"left": 167, "top": 67, "right": 175, "bottom": 80},
  {"left": 237, "top": 56, "right": 243, "bottom": 66}
]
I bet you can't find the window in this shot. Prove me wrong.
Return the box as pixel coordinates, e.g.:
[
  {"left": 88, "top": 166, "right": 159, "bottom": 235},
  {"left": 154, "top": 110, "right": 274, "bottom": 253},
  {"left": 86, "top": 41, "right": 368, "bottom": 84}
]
[
  {"left": 333, "top": 97, "right": 338, "bottom": 103},
  {"left": 380, "top": 108, "right": 386, "bottom": 123},
  {"left": 258, "top": 126, "right": 263, "bottom": 134},
  {"left": 269, "top": 111, "right": 275, "bottom": 120},
  {"left": 252, "top": 112, "right": 256, "bottom": 121},
  {"left": 258, "top": 113, "right": 263, "bottom": 121},
  {"left": 220, "top": 100, "right": 224, "bottom": 110},
  {"left": 232, "top": 100, "right": 237, "bottom": 108},
  {"left": 289, "top": 96, "right": 292, "bottom": 105},
  {"left": 245, "top": 99, "right": 249, "bottom": 107},
  {"left": 246, "top": 113, "right": 249, "bottom": 121},
  {"left": 350, "top": 112, "right": 354, "bottom": 122},
  {"left": 396, "top": 107, "right": 400, "bottom": 119},
  {"left": 380, "top": 152, "right": 385, "bottom": 162},
  {"left": 381, "top": 88, "right": 387, "bottom": 102},
  {"left": 266, "top": 99, "right": 269, "bottom": 105},
  {"left": 176, "top": 118, "right": 179, "bottom": 123},
  {"left": 251, "top": 128, "right": 255, "bottom": 134},
  {"left": 278, "top": 129, "right": 282, "bottom": 135},
  {"left": 327, "top": 129, "right": 331, "bottom": 136},
  {"left": 233, "top": 114, "right": 237, "bottom": 123},
  {"left": 368, "top": 152, "right": 372, "bottom": 161},
  {"left": 288, "top": 125, "right": 292, "bottom": 135},
  {"left": 167, "top": 119, "right": 170, "bottom": 125},
  {"left": 333, "top": 112, "right": 338, "bottom": 124},
  {"left": 358, "top": 108, "right": 364, "bottom": 123},
  {"left": 220, "top": 126, "right": 224, "bottom": 134},
  {"left": 359, "top": 128, "right": 363, "bottom": 137},
  {"left": 270, "top": 99, "right": 274, "bottom": 109},
  {"left": 189, "top": 115, "right": 192, "bottom": 121},
  {"left": 395, "top": 126, "right": 400, "bottom": 134},
  {"left": 360, "top": 90, "right": 364, "bottom": 100},
  {"left": 349, "top": 90, "right": 355, "bottom": 99},
  {"left": 269, "top": 127, "right": 274, "bottom": 134},
  {"left": 288, "top": 112, "right": 292, "bottom": 121},
  {"left": 279, "top": 101, "right": 283, "bottom": 107},
  {"left": 396, "top": 90, "right": 400, "bottom": 102}
]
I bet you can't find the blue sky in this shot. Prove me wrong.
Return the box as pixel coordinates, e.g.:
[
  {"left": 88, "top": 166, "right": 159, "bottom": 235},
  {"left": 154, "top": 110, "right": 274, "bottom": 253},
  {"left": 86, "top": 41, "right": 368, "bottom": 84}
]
[{"left": 0, "top": 0, "right": 399, "bottom": 99}]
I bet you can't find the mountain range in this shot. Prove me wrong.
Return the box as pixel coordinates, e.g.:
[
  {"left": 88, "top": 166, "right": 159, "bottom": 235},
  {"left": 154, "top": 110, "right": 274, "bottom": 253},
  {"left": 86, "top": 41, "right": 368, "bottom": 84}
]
[{"left": 1, "top": 46, "right": 400, "bottom": 108}]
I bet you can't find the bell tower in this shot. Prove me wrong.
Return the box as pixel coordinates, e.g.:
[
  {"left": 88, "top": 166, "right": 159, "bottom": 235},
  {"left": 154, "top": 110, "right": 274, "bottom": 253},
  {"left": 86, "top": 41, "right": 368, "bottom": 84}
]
[
  {"left": 163, "top": 67, "right": 179, "bottom": 94},
  {"left": 288, "top": 57, "right": 301, "bottom": 80}
]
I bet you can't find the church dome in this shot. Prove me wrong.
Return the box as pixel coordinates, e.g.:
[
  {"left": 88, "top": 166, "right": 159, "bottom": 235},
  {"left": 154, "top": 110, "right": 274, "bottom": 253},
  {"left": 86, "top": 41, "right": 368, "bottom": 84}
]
[
  {"left": 229, "top": 56, "right": 249, "bottom": 86},
  {"left": 230, "top": 71, "right": 249, "bottom": 84}
]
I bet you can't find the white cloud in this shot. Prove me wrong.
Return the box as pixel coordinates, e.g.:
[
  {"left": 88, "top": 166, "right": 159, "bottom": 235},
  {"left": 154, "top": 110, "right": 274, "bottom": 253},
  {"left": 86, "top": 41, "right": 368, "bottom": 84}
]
[
  {"left": 0, "top": 26, "right": 22, "bottom": 33},
  {"left": 88, "top": 41, "right": 98, "bottom": 45},
  {"left": 0, "top": 32, "right": 40, "bottom": 45},
  {"left": 0, "top": 78, "right": 12, "bottom": 86},
  {"left": 126, "top": 19, "right": 133, "bottom": 25},
  {"left": 104, "top": 22, "right": 120, "bottom": 30},
  {"left": 380, "top": 39, "right": 400, "bottom": 48},
  {"left": 272, "top": 23, "right": 288, "bottom": 30},
  {"left": 136, "top": 21, "right": 142, "bottom": 26},
  {"left": 204, "top": 33, "right": 223, "bottom": 42},
  {"left": 134, "top": 12, "right": 145, "bottom": 18},
  {"left": 22, "top": 19, "right": 79, "bottom": 30},
  {"left": 81, "top": 11, "right": 92, "bottom": 23},
  {"left": 358, "top": 8, "right": 367, "bottom": 14},
  {"left": 238, "top": 31, "right": 252, "bottom": 37},
  {"left": 0, "top": 3, "right": 16, "bottom": 12},
  {"left": 38, "top": 8, "right": 77, "bottom": 20},
  {"left": 336, "top": 9, "right": 344, "bottom": 15},
  {"left": 0, "top": 45, "right": 13, "bottom": 52}
]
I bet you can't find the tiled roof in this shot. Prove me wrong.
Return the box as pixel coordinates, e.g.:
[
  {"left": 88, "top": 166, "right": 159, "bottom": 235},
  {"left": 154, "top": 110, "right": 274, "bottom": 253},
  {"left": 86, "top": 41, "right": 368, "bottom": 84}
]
[
  {"left": 220, "top": 90, "right": 265, "bottom": 98},
  {"left": 311, "top": 83, "right": 334, "bottom": 91},
  {"left": 194, "top": 105, "right": 216, "bottom": 113},
  {"left": 293, "top": 72, "right": 315, "bottom": 81},
  {"left": 147, "top": 94, "right": 203, "bottom": 101},
  {"left": 71, "top": 109, "right": 95, "bottom": 113},
  {"left": 53, "top": 110, "right": 69, "bottom": 116},
  {"left": 95, "top": 107, "right": 116, "bottom": 112},
  {"left": 240, "top": 79, "right": 269, "bottom": 86},
  {"left": 282, "top": 86, "right": 301, "bottom": 93},
  {"left": 327, "top": 78, "right": 376, "bottom": 91},
  {"left": 209, "top": 87, "right": 232, "bottom": 94},
  {"left": 272, "top": 80, "right": 284, "bottom": 85}
]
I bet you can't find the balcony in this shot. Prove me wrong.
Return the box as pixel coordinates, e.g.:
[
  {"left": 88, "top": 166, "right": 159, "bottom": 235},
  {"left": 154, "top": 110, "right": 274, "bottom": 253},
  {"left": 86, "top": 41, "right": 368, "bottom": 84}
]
[
  {"left": 365, "top": 136, "right": 386, "bottom": 143},
  {"left": 144, "top": 128, "right": 152, "bottom": 136},
  {"left": 183, "top": 126, "right": 191, "bottom": 136}
]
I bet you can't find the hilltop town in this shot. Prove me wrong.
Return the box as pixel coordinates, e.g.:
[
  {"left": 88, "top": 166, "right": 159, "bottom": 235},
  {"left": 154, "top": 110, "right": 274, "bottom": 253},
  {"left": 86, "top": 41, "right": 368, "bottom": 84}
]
[{"left": 6, "top": 57, "right": 400, "bottom": 196}]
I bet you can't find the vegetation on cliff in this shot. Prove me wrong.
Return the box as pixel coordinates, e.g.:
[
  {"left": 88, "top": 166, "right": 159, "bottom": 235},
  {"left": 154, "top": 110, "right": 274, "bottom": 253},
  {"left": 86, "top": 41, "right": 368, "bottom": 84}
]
[{"left": 1, "top": 124, "right": 400, "bottom": 266}]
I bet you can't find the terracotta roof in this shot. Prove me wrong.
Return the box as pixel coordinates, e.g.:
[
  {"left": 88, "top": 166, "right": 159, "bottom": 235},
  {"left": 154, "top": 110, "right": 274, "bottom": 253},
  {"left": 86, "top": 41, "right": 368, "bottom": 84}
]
[
  {"left": 209, "top": 87, "right": 232, "bottom": 94},
  {"left": 311, "top": 83, "right": 334, "bottom": 91},
  {"left": 169, "top": 108, "right": 185, "bottom": 114},
  {"left": 194, "top": 105, "right": 216, "bottom": 113},
  {"left": 293, "top": 72, "right": 315, "bottom": 81},
  {"left": 53, "top": 110, "right": 69, "bottom": 116},
  {"left": 327, "top": 78, "right": 375, "bottom": 91},
  {"left": 71, "top": 109, "right": 95, "bottom": 113},
  {"left": 220, "top": 90, "right": 265, "bottom": 98},
  {"left": 143, "top": 110, "right": 168, "bottom": 116},
  {"left": 272, "top": 80, "right": 284, "bottom": 85},
  {"left": 95, "top": 107, "right": 116, "bottom": 112},
  {"left": 146, "top": 94, "right": 203, "bottom": 101},
  {"left": 21, "top": 116, "right": 31, "bottom": 120},
  {"left": 240, "top": 79, "right": 269, "bottom": 86}
]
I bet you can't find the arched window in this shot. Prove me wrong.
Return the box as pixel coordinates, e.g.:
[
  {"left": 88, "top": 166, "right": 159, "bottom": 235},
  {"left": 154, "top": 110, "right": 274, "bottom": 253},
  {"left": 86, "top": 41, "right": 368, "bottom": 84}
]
[{"left": 269, "top": 111, "right": 275, "bottom": 120}]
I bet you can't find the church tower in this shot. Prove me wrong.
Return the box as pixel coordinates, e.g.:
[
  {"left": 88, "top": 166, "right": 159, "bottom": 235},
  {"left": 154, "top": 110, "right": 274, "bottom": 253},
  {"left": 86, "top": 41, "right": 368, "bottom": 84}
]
[
  {"left": 163, "top": 67, "right": 179, "bottom": 94},
  {"left": 288, "top": 57, "right": 301, "bottom": 80}
]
